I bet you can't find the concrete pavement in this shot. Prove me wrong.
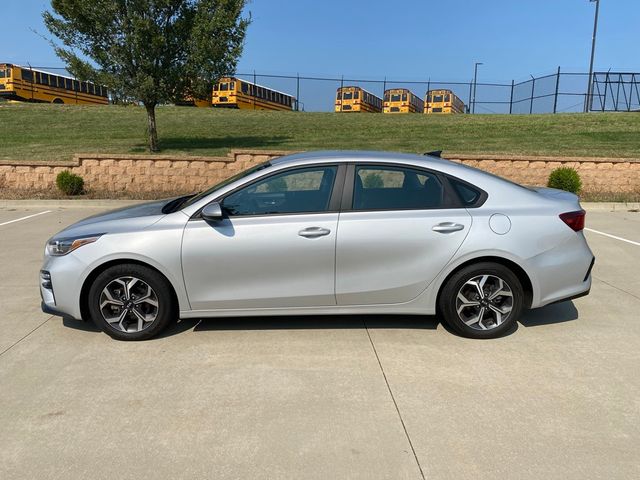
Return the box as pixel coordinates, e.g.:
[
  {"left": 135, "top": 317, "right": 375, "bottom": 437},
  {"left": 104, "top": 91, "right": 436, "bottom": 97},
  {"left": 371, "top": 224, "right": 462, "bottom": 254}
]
[{"left": 0, "top": 203, "right": 638, "bottom": 480}]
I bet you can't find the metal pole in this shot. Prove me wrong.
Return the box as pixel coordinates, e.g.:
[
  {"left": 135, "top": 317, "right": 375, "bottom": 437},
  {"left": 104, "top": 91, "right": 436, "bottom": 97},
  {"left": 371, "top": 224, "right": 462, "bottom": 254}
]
[
  {"left": 509, "top": 79, "right": 515, "bottom": 114},
  {"left": 467, "top": 79, "right": 473, "bottom": 114},
  {"left": 382, "top": 76, "right": 386, "bottom": 97},
  {"left": 553, "top": 66, "right": 561, "bottom": 114},
  {"left": 585, "top": 0, "right": 600, "bottom": 112},
  {"left": 339, "top": 75, "right": 344, "bottom": 113},
  {"left": 472, "top": 62, "right": 482, "bottom": 114},
  {"left": 253, "top": 70, "right": 256, "bottom": 110},
  {"left": 426, "top": 79, "right": 431, "bottom": 113},
  {"left": 529, "top": 75, "right": 535, "bottom": 114},
  {"left": 296, "top": 72, "right": 300, "bottom": 111}
]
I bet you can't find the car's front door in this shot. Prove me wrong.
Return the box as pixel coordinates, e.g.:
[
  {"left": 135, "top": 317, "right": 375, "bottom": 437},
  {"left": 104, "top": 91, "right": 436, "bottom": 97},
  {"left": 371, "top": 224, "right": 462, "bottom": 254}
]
[
  {"left": 336, "top": 164, "right": 472, "bottom": 305},
  {"left": 182, "top": 164, "right": 344, "bottom": 311}
]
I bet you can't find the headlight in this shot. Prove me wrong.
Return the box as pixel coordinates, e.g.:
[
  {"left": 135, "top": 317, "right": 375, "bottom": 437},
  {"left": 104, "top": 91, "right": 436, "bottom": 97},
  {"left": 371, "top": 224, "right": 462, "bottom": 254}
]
[{"left": 46, "top": 234, "right": 104, "bottom": 256}]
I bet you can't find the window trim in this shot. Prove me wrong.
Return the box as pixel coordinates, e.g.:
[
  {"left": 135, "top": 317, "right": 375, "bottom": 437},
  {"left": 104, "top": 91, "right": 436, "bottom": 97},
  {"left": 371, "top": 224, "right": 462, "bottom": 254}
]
[
  {"left": 194, "top": 163, "right": 347, "bottom": 220},
  {"left": 341, "top": 163, "right": 472, "bottom": 212}
]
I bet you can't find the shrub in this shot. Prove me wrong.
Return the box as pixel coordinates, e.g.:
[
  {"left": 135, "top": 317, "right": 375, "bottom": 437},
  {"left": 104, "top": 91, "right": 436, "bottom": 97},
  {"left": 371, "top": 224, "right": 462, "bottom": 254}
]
[
  {"left": 363, "top": 173, "right": 384, "bottom": 188},
  {"left": 547, "top": 167, "right": 582, "bottom": 194},
  {"left": 56, "top": 170, "right": 85, "bottom": 196}
]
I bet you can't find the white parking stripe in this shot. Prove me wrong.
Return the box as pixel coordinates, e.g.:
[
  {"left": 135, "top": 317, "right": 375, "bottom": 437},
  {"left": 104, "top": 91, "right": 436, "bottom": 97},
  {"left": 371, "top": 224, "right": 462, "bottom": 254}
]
[
  {"left": 585, "top": 228, "right": 640, "bottom": 247},
  {"left": 0, "top": 210, "right": 52, "bottom": 227}
]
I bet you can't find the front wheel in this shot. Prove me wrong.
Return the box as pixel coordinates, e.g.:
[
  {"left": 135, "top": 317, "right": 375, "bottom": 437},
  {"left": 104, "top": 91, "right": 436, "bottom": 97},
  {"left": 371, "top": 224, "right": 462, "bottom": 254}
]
[
  {"left": 439, "top": 262, "right": 523, "bottom": 339},
  {"left": 88, "top": 264, "right": 176, "bottom": 341}
]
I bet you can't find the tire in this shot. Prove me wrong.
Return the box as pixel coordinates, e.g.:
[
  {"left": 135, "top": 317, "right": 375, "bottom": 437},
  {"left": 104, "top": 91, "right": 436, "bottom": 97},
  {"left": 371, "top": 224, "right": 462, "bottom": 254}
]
[
  {"left": 438, "top": 262, "right": 523, "bottom": 339},
  {"left": 88, "top": 263, "right": 176, "bottom": 341}
]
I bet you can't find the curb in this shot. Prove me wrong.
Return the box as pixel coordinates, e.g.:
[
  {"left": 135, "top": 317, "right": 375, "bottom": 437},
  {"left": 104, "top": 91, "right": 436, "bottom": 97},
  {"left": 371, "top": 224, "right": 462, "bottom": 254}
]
[{"left": 582, "top": 202, "right": 640, "bottom": 212}]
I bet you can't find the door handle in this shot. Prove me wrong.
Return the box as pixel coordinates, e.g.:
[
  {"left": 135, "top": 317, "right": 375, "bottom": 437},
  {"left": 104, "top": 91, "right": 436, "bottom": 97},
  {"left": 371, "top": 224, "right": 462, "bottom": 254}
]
[
  {"left": 432, "top": 222, "right": 465, "bottom": 233},
  {"left": 298, "top": 227, "right": 331, "bottom": 238}
]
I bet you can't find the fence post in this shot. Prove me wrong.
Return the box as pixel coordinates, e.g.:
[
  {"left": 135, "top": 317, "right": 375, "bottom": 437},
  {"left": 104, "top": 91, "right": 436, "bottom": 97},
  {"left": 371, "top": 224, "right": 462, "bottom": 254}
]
[
  {"left": 529, "top": 75, "right": 535, "bottom": 114},
  {"left": 553, "top": 66, "right": 561, "bottom": 114},
  {"left": 296, "top": 73, "right": 300, "bottom": 111},
  {"left": 426, "top": 79, "right": 431, "bottom": 112},
  {"left": 382, "top": 76, "right": 386, "bottom": 97},
  {"left": 467, "top": 80, "right": 473, "bottom": 114},
  {"left": 339, "top": 75, "right": 344, "bottom": 113},
  {"left": 253, "top": 70, "right": 256, "bottom": 110},
  {"left": 509, "top": 80, "right": 514, "bottom": 114}
]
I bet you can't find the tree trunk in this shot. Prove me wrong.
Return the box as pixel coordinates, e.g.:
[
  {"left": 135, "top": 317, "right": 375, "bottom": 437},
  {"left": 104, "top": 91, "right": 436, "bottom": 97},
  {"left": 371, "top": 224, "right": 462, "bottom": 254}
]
[{"left": 145, "top": 103, "right": 159, "bottom": 152}]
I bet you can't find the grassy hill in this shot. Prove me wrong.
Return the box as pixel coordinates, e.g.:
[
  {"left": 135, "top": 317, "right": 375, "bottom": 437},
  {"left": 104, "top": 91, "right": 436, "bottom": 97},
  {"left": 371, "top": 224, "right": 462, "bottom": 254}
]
[{"left": 1, "top": 103, "right": 639, "bottom": 162}]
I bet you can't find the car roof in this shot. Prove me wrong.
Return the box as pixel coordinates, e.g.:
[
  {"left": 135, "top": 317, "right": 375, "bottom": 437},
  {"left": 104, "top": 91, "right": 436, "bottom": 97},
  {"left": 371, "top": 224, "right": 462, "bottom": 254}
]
[{"left": 271, "top": 150, "right": 454, "bottom": 168}]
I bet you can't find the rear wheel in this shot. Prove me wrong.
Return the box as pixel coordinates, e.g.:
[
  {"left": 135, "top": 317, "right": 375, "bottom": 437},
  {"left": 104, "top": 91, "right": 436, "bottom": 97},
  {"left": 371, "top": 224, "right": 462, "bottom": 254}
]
[
  {"left": 439, "top": 262, "right": 523, "bottom": 339},
  {"left": 88, "top": 264, "right": 175, "bottom": 341}
]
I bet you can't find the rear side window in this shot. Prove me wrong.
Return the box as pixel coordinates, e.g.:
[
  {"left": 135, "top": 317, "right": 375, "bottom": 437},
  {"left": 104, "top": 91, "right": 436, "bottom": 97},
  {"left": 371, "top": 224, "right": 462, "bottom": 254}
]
[
  {"left": 353, "top": 165, "right": 444, "bottom": 210},
  {"left": 448, "top": 177, "right": 484, "bottom": 207}
]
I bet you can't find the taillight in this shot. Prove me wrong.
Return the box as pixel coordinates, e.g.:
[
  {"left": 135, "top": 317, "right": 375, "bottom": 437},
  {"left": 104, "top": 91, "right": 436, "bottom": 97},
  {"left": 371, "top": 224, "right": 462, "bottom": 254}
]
[{"left": 559, "top": 210, "right": 586, "bottom": 232}]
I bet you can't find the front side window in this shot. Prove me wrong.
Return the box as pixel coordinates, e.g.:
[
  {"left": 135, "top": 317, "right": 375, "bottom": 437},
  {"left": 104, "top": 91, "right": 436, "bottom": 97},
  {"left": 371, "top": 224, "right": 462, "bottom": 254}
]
[
  {"left": 353, "top": 165, "right": 443, "bottom": 210},
  {"left": 222, "top": 166, "right": 338, "bottom": 216}
]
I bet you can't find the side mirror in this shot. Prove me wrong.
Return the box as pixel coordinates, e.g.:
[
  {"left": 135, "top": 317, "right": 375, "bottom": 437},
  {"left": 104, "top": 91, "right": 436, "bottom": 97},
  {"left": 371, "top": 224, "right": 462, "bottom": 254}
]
[{"left": 201, "top": 202, "right": 223, "bottom": 222}]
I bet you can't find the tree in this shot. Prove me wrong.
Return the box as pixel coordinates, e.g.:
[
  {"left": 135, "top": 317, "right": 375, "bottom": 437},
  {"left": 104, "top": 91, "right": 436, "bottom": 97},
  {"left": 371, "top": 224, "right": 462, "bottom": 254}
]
[{"left": 44, "top": 0, "right": 249, "bottom": 152}]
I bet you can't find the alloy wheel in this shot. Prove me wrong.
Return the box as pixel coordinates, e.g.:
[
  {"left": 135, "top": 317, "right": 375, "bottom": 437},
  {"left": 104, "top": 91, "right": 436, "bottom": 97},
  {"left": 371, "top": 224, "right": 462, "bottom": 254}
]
[
  {"left": 99, "top": 276, "right": 159, "bottom": 333},
  {"left": 456, "top": 274, "right": 514, "bottom": 331}
]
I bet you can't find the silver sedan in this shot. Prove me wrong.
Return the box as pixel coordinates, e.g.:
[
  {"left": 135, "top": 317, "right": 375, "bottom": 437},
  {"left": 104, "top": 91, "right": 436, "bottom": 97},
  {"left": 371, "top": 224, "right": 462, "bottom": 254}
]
[{"left": 41, "top": 151, "right": 594, "bottom": 340}]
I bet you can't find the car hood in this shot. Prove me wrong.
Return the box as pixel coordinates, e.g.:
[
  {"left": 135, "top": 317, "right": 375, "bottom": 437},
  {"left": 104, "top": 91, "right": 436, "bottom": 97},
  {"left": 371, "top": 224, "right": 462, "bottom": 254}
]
[{"left": 50, "top": 198, "right": 175, "bottom": 241}]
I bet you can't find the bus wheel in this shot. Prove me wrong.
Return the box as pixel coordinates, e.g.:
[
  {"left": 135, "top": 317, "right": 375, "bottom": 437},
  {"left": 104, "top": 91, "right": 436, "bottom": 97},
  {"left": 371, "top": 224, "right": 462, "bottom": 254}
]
[{"left": 52, "top": 98, "right": 64, "bottom": 104}]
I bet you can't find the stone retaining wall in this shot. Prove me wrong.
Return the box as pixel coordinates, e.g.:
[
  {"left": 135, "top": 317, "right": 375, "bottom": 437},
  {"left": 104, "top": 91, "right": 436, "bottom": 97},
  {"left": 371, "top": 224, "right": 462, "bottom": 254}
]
[{"left": 1, "top": 150, "right": 638, "bottom": 194}]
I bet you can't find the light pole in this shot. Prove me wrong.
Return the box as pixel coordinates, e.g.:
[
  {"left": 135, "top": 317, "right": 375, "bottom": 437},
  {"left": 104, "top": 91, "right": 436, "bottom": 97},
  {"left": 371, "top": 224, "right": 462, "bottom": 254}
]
[
  {"left": 472, "top": 62, "right": 483, "bottom": 114},
  {"left": 585, "top": 0, "right": 600, "bottom": 112}
]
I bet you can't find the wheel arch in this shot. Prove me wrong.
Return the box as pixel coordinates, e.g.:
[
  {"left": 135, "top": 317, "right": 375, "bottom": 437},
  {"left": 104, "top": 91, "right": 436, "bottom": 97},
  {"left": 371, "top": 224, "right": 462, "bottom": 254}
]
[
  {"left": 80, "top": 258, "right": 180, "bottom": 321},
  {"left": 436, "top": 255, "right": 534, "bottom": 310}
]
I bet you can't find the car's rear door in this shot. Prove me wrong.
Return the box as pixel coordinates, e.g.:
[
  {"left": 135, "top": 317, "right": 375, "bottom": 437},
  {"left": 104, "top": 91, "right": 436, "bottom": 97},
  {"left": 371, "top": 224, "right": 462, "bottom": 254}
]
[
  {"left": 182, "top": 164, "right": 345, "bottom": 310},
  {"left": 335, "top": 164, "right": 472, "bottom": 305}
]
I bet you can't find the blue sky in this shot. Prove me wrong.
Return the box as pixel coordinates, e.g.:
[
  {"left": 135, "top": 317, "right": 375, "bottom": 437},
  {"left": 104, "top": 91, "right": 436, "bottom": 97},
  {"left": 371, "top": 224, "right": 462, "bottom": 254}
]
[{"left": 2, "top": 0, "right": 638, "bottom": 110}]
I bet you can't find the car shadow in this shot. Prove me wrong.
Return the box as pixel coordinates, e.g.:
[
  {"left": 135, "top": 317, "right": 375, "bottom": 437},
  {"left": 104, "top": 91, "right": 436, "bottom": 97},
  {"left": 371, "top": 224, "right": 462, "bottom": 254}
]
[
  {"left": 192, "top": 314, "right": 440, "bottom": 332},
  {"left": 61, "top": 301, "right": 579, "bottom": 339},
  {"left": 519, "top": 301, "right": 579, "bottom": 327}
]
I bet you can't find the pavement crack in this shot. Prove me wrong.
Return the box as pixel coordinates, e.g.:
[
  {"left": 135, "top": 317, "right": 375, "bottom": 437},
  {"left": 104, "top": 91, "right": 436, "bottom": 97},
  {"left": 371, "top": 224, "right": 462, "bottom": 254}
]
[
  {"left": 363, "top": 319, "right": 427, "bottom": 480},
  {"left": 0, "top": 316, "right": 53, "bottom": 358},
  {"left": 593, "top": 275, "right": 640, "bottom": 302}
]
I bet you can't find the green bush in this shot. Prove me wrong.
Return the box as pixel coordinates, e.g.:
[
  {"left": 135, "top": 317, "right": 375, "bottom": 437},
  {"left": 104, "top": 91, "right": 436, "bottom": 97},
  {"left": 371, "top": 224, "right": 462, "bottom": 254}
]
[
  {"left": 547, "top": 167, "right": 582, "bottom": 194},
  {"left": 56, "top": 170, "right": 85, "bottom": 196},
  {"left": 363, "top": 173, "right": 384, "bottom": 188}
]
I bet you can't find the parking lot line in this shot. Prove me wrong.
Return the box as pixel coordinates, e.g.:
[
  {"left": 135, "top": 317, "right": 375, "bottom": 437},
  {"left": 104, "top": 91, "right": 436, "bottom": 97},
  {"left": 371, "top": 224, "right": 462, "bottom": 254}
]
[
  {"left": 585, "top": 227, "right": 640, "bottom": 247},
  {"left": 0, "top": 210, "right": 52, "bottom": 227}
]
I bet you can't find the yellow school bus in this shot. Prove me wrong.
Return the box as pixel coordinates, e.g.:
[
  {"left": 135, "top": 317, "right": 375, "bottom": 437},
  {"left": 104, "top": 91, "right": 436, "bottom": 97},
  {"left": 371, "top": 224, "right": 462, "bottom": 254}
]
[
  {"left": 335, "top": 86, "right": 382, "bottom": 113},
  {"left": 175, "top": 96, "right": 211, "bottom": 108},
  {"left": 424, "top": 89, "right": 465, "bottom": 114},
  {"left": 383, "top": 88, "right": 424, "bottom": 114},
  {"left": 212, "top": 76, "right": 295, "bottom": 111},
  {"left": 0, "top": 63, "right": 108, "bottom": 105}
]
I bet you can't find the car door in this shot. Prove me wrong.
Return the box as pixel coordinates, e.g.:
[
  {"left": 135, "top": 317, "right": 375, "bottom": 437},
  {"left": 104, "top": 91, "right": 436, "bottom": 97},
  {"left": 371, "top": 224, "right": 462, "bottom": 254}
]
[
  {"left": 336, "top": 164, "right": 472, "bottom": 305},
  {"left": 182, "top": 164, "right": 344, "bottom": 311}
]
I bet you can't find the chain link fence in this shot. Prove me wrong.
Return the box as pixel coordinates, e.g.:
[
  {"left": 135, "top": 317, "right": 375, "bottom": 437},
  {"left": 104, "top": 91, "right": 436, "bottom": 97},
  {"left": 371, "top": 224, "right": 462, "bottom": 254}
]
[{"left": 16, "top": 64, "right": 640, "bottom": 114}]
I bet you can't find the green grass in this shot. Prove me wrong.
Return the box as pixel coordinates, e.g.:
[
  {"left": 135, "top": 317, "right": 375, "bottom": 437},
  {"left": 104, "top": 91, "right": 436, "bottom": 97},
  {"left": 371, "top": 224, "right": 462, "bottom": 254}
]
[{"left": 1, "top": 103, "right": 639, "bottom": 162}]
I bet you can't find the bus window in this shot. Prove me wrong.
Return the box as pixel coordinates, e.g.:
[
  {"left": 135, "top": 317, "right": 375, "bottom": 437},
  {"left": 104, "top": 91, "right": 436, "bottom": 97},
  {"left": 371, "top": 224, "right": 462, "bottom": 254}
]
[
  {"left": 230, "top": 81, "right": 235, "bottom": 91},
  {"left": 80, "top": 82, "right": 87, "bottom": 93},
  {"left": 73, "top": 80, "right": 79, "bottom": 91},
  {"left": 21, "top": 69, "right": 33, "bottom": 83},
  {"left": 445, "top": 94, "right": 451, "bottom": 102},
  {"left": 384, "top": 93, "right": 389, "bottom": 101},
  {"left": 40, "top": 73, "right": 49, "bottom": 85},
  {"left": 434, "top": 95, "right": 443, "bottom": 102},
  {"left": 336, "top": 91, "right": 342, "bottom": 100},
  {"left": 65, "top": 78, "right": 72, "bottom": 90},
  {"left": 220, "top": 82, "right": 228, "bottom": 91},
  {"left": 402, "top": 93, "right": 407, "bottom": 101},
  {"left": 0, "top": 69, "right": 6, "bottom": 78},
  {"left": 343, "top": 92, "right": 352, "bottom": 100},
  {"left": 391, "top": 94, "right": 401, "bottom": 102},
  {"left": 213, "top": 84, "right": 218, "bottom": 91},
  {"left": 241, "top": 82, "right": 248, "bottom": 94}
]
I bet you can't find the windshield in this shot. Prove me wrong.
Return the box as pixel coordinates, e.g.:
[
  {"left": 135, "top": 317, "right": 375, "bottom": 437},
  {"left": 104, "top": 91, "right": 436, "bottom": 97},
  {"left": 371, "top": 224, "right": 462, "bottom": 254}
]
[{"left": 179, "top": 161, "right": 272, "bottom": 210}]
